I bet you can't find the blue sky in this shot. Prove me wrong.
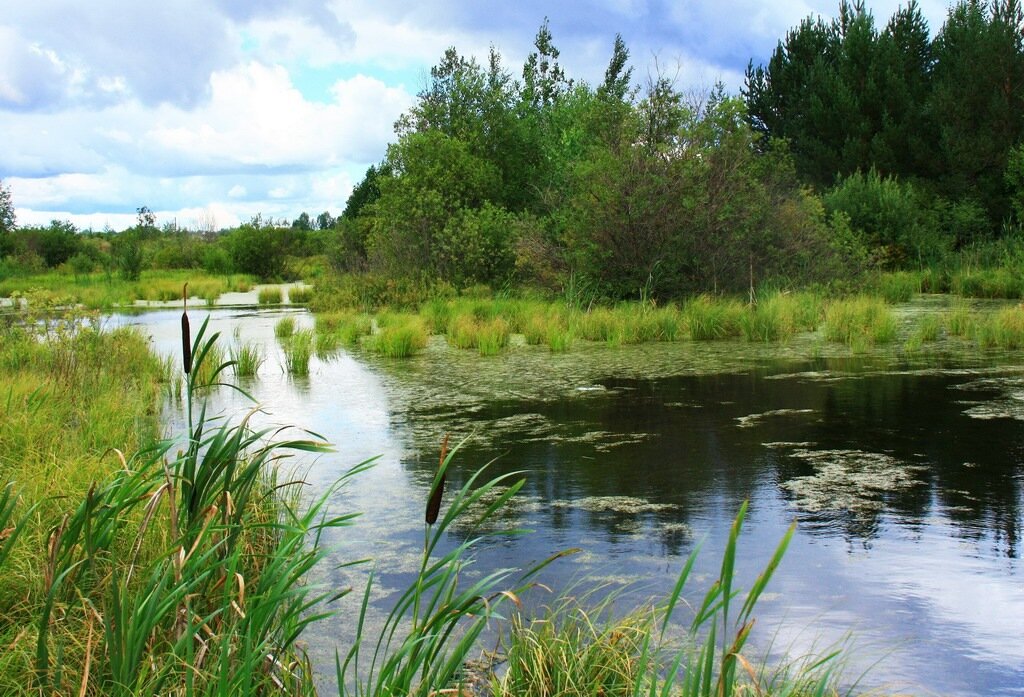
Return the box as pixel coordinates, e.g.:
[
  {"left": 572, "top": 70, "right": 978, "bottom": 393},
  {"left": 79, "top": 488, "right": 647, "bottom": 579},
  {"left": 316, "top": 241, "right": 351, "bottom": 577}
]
[{"left": 0, "top": 0, "right": 953, "bottom": 231}]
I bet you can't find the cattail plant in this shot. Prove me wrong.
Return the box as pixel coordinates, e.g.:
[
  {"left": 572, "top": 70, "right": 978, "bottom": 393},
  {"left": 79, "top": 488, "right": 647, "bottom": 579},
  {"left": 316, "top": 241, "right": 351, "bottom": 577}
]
[
  {"left": 181, "top": 283, "right": 191, "bottom": 375},
  {"left": 425, "top": 434, "right": 448, "bottom": 526}
]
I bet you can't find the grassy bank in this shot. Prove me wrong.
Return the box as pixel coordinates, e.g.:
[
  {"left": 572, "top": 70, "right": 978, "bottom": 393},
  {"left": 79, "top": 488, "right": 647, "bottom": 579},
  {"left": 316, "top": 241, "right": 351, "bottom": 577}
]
[{"left": 0, "top": 269, "right": 255, "bottom": 310}]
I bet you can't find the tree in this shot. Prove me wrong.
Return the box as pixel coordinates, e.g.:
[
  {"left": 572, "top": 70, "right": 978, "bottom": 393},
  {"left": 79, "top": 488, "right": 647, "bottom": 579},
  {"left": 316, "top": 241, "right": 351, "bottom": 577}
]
[
  {"left": 291, "top": 212, "right": 312, "bottom": 231},
  {"left": 229, "top": 216, "right": 287, "bottom": 281},
  {"left": 522, "top": 18, "right": 572, "bottom": 109},
  {"left": 342, "top": 165, "right": 389, "bottom": 220},
  {"left": 316, "top": 211, "right": 335, "bottom": 230},
  {"left": 0, "top": 179, "right": 15, "bottom": 258}
]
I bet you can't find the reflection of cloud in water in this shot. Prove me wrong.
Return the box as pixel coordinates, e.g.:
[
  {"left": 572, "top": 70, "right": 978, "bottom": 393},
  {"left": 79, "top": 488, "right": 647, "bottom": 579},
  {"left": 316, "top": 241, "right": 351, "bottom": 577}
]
[{"left": 780, "top": 449, "right": 926, "bottom": 515}]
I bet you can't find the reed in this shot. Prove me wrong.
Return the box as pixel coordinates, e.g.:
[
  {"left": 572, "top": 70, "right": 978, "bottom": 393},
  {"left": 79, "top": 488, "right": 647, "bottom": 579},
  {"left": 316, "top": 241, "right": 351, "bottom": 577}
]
[
  {"left": 491, "top": 502, "right": 844, "bottom": 697},
  {"left": 951, "top": 267, "right": 1023, "bottom": 299},
  {"left": 476, "top": 318, "right": 511, "bottom": 356},
  {"left": 258, "top": 286, "right": 283, "bottom": 305},
  {"left": 573, "top": 307, "right": 627, "bottom": 344},
  {"left": 874, "top": 271, "right": 922, "bottom": 303}
]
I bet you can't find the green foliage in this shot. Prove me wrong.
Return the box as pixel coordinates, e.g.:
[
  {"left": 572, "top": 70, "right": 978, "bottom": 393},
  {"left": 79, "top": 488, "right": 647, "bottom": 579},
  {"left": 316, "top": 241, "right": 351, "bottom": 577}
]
[
  {"left": 368, "top": 315, "right": 429, "bottom": 358},
  {"left": 229, "top": 217, "right": 288, "bottom": 281},
  {"left": 112, "top": 228, "right": 144, "bottom": 281},
  {"left": 288, "top": 285, "right": 314, "bottom": 304},
  {"left": 275, "top": 316, "right": 296, "bottom": 339},
  {"left": 824, "top": 170, "right": 949, "bottom": 267},
  {"left": 282, "top": 328, "right": 315, "bottom": 376},
  {"left": 0, "top": 178, "right": 14, "bottom": 238}
]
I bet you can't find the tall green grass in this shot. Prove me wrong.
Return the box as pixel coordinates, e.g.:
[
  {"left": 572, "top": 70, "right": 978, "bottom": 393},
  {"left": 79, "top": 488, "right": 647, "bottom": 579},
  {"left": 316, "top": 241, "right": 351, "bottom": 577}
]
[
  {"left": 259, "top": 286, "right": 284, "bottom": 305},
  {"left": 823, "top": 297, "right": 897, "bottom": 347},
  {"left": 0, "top": 304, "right": 356, "bottom": 695},
  {"left": 492, "top": 502, "right": 844, "bottom": 697},
  {"left": 685, "top": 295, "right": 744, "bottom": 340},
  {"left": 288, "top": 285, "right": 314, "bottom": 304},
  {"left": 282, "top": 328, "right": 315, "bottom": 375},
  {"left": 275, "top": 315, "right": 296, "bottom": 339},
  {"left": 368, "top": 314, "right": 429, "bottom": 358},
  {"left": 974, "top": 305, "right": 1024, "bottom": 349},
  {"left": 230, "top": 340, "right": 264, "bottom": 377}
]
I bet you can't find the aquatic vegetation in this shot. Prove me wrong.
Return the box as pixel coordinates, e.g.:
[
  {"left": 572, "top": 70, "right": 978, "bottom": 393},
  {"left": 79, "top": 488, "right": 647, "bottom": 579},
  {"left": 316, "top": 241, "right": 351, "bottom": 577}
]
[
  {"left": 230, "top": 339, "right": 264, "bottom": 377},
  {"left": 258, "top": 285, "right": 283, "bottom": 304},
  {"left": 781, "top": 448, "right": 926, "bottom": 516},
  {"left": 874, "top": 270, "right": 922, "bottom": 303},
  {"left": 288, "top": 284, "right": 314, "bottom": 304},
  {"left": 951, "top": 267, "right": 1023, "bottom": 299},
  {"left": 945, "top": 298, "right": 975, "bottom": 337},
  {"left": 369, "top": 315, "right": 429, "bottom": 358},
  {"left": 275, "top": 315, "right": 296, "bottom": 338},
  {"left": 823, "top": 296, "right": 897, "bottom": 346},
  {"left": 282, "top": 328, "right": 315, "bottom": 375},
  {"left": 684, "top": 295, "right": 743, "bottom": 340},
  {"left": 975, "top": 305, "right": 1024, "bottom": 349}
]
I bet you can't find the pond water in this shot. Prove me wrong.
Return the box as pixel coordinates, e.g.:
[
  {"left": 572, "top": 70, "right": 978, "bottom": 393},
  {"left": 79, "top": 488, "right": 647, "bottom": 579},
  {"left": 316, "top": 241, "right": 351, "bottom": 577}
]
[{"left": 113, "top": 301, "right": 1024, "bottom": 697}]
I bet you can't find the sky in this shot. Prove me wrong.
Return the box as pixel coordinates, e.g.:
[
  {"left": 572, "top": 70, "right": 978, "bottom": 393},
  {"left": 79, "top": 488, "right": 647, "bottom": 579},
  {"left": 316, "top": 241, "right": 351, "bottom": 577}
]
[{"left": 0, "top": 0, "right": 954, "bottom": 232}]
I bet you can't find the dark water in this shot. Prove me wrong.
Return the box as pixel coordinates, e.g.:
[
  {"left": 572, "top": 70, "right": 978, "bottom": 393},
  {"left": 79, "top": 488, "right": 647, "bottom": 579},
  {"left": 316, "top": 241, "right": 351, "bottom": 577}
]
[{"left": 116, "top": 306, "right": 1024, "bottom": 697}]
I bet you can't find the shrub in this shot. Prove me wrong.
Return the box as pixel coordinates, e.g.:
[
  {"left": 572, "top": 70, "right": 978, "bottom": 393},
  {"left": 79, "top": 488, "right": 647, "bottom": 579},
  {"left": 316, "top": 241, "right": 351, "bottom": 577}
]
[{"left": 288, "top": 285, "right": 314, "bottom": 304}]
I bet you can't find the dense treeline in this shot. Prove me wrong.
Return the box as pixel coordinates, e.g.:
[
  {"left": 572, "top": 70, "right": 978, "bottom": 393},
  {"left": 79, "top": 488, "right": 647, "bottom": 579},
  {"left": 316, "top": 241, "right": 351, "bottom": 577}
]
[
  {"left": 333, "top": 23, "right": 860, "bottom": 299},
  {"left": 746, "top": 0, "right": 1024, "bottom": 261}
]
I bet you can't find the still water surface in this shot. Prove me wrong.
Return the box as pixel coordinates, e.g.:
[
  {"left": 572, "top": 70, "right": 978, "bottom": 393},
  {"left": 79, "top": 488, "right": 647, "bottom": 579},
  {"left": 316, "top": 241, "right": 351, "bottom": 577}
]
[{"left": 115, "top": 304, "right": 1024, "bottom": 697}]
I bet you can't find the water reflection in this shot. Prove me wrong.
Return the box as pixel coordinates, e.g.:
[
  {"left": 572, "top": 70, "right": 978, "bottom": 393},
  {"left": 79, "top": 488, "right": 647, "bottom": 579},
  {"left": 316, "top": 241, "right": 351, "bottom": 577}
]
[{"left": 114, "top": 307, "right": 1024, "bottom": 697}]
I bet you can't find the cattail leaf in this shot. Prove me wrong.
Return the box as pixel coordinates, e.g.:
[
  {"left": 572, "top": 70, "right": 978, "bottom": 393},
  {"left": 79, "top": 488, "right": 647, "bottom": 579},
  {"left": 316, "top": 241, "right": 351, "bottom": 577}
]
[{"left": 425, "top": 434, "right": 449, "bottom": 525}]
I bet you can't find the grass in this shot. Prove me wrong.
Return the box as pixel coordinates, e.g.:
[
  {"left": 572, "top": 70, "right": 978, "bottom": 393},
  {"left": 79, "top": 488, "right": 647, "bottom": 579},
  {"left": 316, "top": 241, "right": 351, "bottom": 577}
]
[
  {"left": 823, "top": 296, "right": 897, "bottom": 347},
  {"left": 974, "top": 305, "right": 1024, "bottom": 349},
  {"left": 684, "top": 295, "right": 744, "bottom": 340},
  {"left": 259, "top": 286, "right": 283, "bottom": 305},
  {"left": 491, "top": 502, "right": 845, "bottom": 697},
  {"left": 0, "top": 270, "right": 254, "bottom": 310},
  {"left": 945, "top": 298, "right": 975, "bottom": 337},
  {"left": 231, "top": 340, "right": 264, "bottom": 377},
  {"left": 275, "top": 315, "right": 297, "bottom": 339},
  {"left": 873, "top": 270, "right": 922, "bottom": 303},
  {"left": 368, "top": 314, "right": 429, "bottom": 358},
  {"left": 289, "top": 285, "right": 314, "bottom": 304},
  {"left": 951, "top": 267, "right": 1023, "bottom": 299},
  {"left": 0, "top": 303, "right": 352, "bottom": 694},
  {"left": 282, "top": 328, "right": 315, "bottom": 375}
]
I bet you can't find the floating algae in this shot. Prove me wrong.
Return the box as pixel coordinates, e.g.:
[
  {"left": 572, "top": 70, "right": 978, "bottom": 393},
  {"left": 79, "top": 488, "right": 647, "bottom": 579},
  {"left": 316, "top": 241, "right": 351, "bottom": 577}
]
[
  {"left": 735, "top": 408, "right": 816, "bottom": 428},
  {"left": 953, "top": 375, "right": 1024, "bottom": 421},
  {"left": 781, "top": 448, "right": 927, "bottom": 515},
  {"left": 549, "top": 496, "right": 679, "bottom": 514}
]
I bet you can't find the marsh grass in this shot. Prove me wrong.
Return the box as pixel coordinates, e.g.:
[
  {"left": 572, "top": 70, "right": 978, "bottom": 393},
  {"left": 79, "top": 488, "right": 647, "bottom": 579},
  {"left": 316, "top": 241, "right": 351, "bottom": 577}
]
[
  {"left": 490, "top": 502, "right": 843, "bottom": 697},
  {"left": 0, "top": 305, "right": 356, "bottom": 695},
  {"left": 951, "top": 267, "right": 1023, "bottom": 299},
  {"left": 288, "top": 285, "right": 314, "bottom": 304},
  {"left": 874, "top": 271, "right": 922, "bottom": 303},
  {"left": 945, "top": 298, "right": 975, "bottom": 337},
  {"left": 823, "top": 297, "right": 897, "bottom": 347},
  {"left": 259, "top": 286, "right": 283, "bottom": 305},
  {"left": 275, "top": 315, "right": 296, "bottom": 339},
  {"left": 230, "top": 340, "right": 264, "bottom": 377},
  {"left": 685, "top": 296, "right": 743, "bottom": 340},
  {"left": 974, "top": 305, "right": 1024, "bottom": 349},
  {"left": 0, "top": 270, "right": 253, "bottom": 310},
  {"left": 369, "top": 315, "right": 429, "bottom": 358},
  {"left": 282, "top": 328, "right": 315, "bottom": 375}
]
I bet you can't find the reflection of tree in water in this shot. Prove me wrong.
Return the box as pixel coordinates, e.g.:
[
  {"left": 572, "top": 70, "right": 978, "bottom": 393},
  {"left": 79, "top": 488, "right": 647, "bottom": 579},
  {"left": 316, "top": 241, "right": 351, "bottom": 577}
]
[{"left": 396, "top": 355, "right": 1023, "bottom": 558}]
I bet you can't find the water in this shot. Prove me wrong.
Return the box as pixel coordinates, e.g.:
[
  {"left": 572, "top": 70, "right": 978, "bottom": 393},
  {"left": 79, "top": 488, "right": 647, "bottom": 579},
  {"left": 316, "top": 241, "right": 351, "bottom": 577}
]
[{"left": 114, "top": 304, "right": 1024, "bottom": 697}]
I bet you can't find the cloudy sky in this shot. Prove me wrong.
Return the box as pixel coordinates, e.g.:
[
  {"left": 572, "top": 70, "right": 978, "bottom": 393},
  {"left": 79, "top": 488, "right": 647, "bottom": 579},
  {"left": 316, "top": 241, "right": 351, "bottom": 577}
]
[{"left": 1, "top": 0, "right": 952, "bottom": 231}]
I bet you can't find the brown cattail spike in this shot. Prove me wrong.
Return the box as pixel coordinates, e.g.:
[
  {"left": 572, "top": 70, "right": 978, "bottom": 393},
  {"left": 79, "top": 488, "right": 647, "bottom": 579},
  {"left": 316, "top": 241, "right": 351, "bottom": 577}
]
[
  {"left": 425, "top": 434, "right": 449, "bottom": 525},
  {"left": 181, "top": 283, "right": 192, "bottom": 375}
]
